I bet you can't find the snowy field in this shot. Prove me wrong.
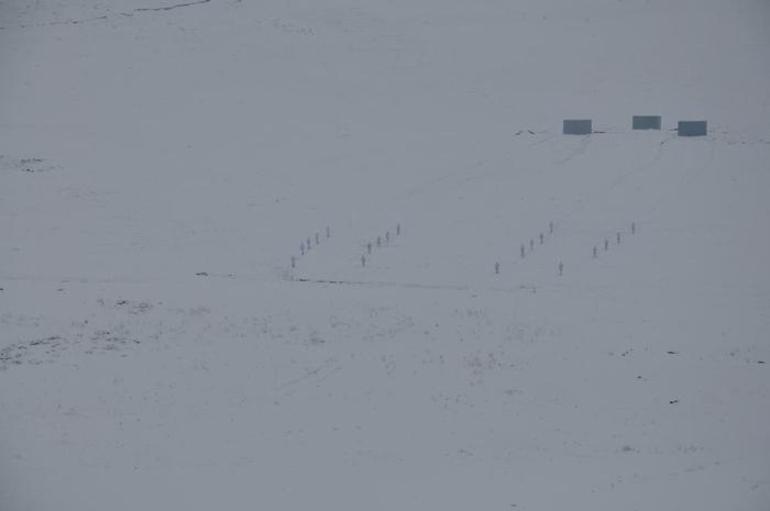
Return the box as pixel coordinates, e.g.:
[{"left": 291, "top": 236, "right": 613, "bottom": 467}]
[{"left": 1, "top": 0, "right": 769, "bottom": 509}]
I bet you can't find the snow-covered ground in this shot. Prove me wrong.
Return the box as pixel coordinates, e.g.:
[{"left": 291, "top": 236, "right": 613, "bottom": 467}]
[{"left": 1, "top": 0, "right": 769, "bottom": 509}]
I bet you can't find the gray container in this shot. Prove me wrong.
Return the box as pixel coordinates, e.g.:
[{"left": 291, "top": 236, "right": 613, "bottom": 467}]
[
  {"left": 632, "top": 115, "right": 662, "bottom": 130},
  {"left": 678, "top": 121, "right": 707, "bottom": 137},
  {"left": 563, "top": 119, "right": 592, "bottom": 135}
]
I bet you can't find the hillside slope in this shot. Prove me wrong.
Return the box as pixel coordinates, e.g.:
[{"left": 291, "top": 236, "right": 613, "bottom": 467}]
[{"left": 1, "top": 1, "right": 769, "bottom": 510}]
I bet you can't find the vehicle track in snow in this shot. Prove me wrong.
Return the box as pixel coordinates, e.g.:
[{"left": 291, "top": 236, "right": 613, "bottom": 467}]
[{"left": 0, "top": 0, "right": 214, "bottom": 30}]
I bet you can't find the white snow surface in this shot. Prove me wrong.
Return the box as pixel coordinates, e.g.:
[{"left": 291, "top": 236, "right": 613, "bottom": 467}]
[{"left": 1, "top": 0, "right": 769, "bottom": 509}]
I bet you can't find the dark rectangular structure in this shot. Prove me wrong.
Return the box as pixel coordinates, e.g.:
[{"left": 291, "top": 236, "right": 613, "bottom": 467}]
[
  {"left": 678, "top": 121, "right": 707, "bottom": 137},
  {"left": 632, "top": 115, "right": 662, "bottom": 130},
  {"left": 563, "top": 119, "right": 592, "bottom": 135}
]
